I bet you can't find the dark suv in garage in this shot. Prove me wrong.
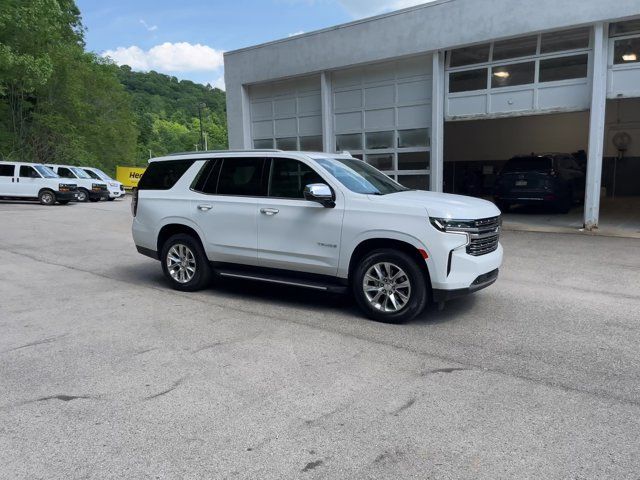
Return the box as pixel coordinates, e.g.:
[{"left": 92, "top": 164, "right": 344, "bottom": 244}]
[{"left": 494, "top": 153, "right": 586, "bottom": 213}]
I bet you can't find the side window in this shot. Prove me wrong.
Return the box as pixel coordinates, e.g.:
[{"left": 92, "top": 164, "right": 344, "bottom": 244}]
[
  {"left": 84, "top": 169, "right": 100, "bottom": 179},
  {"left": 269, "top": 158, "right": 324, "bottom": 199},
  {"left": 57, "top": 167, "right": 74, "bottom": 178},
  {"left": 191, "top": 159, "right": 222, "bottom": 194},
  {"left": 19, "top": 166, "right": 40, "bottom": 178},
  {"left": 217, "top": 158, "right": 267, "bottom": 196},
  {"left": 138, "top": 159, "right": 195, "bottom": 191},
  {"left": 0, "top": 165, "right": 15, "bottom": 177}
]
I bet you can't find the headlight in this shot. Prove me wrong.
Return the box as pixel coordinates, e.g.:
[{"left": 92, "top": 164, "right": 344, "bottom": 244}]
[
  {"left": 429, "top": 217, "right": 476, "bottom": 232},
  {"left": 109, "top": 182, "right": 118, "bottom": 187}
]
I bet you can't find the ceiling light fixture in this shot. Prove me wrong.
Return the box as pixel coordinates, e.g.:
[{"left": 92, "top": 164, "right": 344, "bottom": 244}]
[
  {"left": 493, "top": 71, "right": 510, "bottom": 78},
  {"left": 622, "top": 53, "right": 638, "bottom": 62}
]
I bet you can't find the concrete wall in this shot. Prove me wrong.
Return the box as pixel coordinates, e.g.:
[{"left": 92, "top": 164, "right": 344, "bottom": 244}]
[{"left": 225, "top": 0, "right": 640, "bottom": 147}]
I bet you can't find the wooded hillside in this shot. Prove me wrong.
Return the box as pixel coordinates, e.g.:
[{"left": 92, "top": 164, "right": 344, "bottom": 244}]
[{"left": 0, "top": 0, "right": 228, "bottom": 176}]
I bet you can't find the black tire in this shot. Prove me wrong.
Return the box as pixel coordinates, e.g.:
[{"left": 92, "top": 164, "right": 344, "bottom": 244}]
[
  {"left": 38, "top": 189, "right": 56, "bottom": 206},
  {"left": 107, "top": 197, "right": 115, "bottom": 201},
  {"left": 352, "top": 249, "right": 428, "bottom": 323},
  {"left": 160, "top": 233, "right": 212, "bottom": 292},
  {"left": 77, "top": 188, "right": 89, "bottom": 202},
  {"left": 89, "top": 197, "right": 100, "bottom": 202},
  {"left": 57, "top": 200, "right": 70, "bottom": 205}
]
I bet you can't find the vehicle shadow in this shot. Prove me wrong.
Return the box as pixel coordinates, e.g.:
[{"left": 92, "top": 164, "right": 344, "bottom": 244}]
[{"left": 117, "top": 262, "right": 473, "bottom": 325}]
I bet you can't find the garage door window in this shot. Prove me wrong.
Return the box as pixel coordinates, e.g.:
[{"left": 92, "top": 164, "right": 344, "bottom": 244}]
[
  {"left": 365, "top": 131, "right": 394, "bottom": 150},
  {"left": 254, "top": 139, "right": 274, "bottom": 149},
  {"left": 613, "top": 37, "right": 640, "bottom": 65},
  {"left": 398, "top": 129, "right": 430, "bottom": 148},
  {"left": 366, "top": 154, "right": 393, "bottom": 171},
  {"left": 275, "top": 137, "right": 298, "bottom": 151},
  {"left": 539, "top": 54, "right": 588, "bottom": 82},
  {"left": 449, "top": 68, "right": 488, "bottom": 93},
  {"left": 540, "top": 27, "right": 590, "bottom": 54},
  {"left": 336, "top": 133, "right": 363, "bottom": 151},
  {"left": 491, "top": 61, "right": 535, "bottom": 88},
  {"left": 492, "top": 35, "right": 538, "bottom": 61},
  {"left": 449, "top": 44, "right": 490, "bottom": 67}
]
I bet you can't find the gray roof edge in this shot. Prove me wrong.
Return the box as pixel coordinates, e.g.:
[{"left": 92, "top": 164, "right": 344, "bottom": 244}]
[{"left": 224, "top": 0, "right": 455, "bottom": 57}]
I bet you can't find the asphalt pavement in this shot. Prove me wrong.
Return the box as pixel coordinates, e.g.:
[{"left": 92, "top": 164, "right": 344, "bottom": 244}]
[{"left": 1, "top": 198, "right": 639, "bottom": 479}]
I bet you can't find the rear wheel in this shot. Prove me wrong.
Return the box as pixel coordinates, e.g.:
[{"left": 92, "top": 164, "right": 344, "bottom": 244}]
[
  {"left": 160, "top": 234, "right": 212, "bottom": 292},
  {"left": 353, "top": 249, "right": 428, "bottom": 323},
  {"left": 38, "top": 190, "right": 55, "bottom": 206}
]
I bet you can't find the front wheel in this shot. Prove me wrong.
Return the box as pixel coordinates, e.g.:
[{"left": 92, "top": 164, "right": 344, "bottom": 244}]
[
  {"left": 160, "top": 234, "right": 212, "bottom": 292},
  {"left": 107, "top": 197, "right": 115, "bottom": 201},
  {"left": 77, "top": 188, "right": 89, "bottom": 202},
  {"left": 353, "top": 249, "right": 428, "bottom": 323},
  {"left": 38, "top": 190, "right": 56, "bottom": 206}
]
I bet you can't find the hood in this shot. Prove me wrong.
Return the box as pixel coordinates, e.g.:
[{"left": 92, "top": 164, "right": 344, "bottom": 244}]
[{"left": 369, "top": 190, "right": 500, "bottom": 219}]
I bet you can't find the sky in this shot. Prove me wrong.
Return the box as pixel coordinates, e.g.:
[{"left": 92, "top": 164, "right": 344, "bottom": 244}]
[{"left": 76, "top": 0, "right": 432, "bottom": 90}]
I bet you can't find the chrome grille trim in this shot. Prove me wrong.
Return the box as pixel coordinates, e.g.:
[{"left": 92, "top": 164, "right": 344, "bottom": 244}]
[{"left": 466, "top": 216, "right": 501, "bottom": 256}]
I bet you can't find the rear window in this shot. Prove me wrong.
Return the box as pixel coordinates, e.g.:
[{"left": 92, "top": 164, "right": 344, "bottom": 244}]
[
  {"left": 0, "top": 164, "right": 14, "bottom": 177},
  {"left": 502, "top": 156, "right": 553, "bottom": 173},
  {"left": 138, "top": 160, "right": 195, "bottom": 190}
]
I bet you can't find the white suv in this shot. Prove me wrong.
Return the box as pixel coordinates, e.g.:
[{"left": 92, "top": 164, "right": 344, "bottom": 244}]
[
  {"left": 0, "top": 161, "right": 79, "bottom": 205},
  {"left": 132, "top": 151, "right": 503, "bottom": 322},
  {"left": 81, "top": 167, "right": 125, "bottom": 200}
]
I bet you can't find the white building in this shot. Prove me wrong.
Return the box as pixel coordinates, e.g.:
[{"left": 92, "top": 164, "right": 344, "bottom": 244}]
[{"left": 224, "top": 0, "right": 640, "bottom": 229}]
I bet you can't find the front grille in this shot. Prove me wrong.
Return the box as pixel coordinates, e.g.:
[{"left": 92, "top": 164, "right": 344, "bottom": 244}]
[{"left": 466, "top": 216, "right": 501, "bottom": 257}]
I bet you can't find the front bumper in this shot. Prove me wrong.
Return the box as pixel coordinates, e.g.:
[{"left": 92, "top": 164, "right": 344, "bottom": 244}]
[
  {"left": 433, "top": 269, "right": 499, "bottom": 302},
  {"left": 54, "top": 191, "right": 79, "bottom": 202},
  {"left": 108, "top": 188, "right": 124, "bottom": 199},
  {"left": 89, "top": 190, "right": 110, "bottom": 201}
]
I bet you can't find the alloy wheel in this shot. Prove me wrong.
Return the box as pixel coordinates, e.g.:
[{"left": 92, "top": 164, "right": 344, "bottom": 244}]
[
  {"left": 363, "top": 262, "right": 411, "bottom": 313},
  {"left": 166, "top": 244, "right": 197, "bottom": 284}
]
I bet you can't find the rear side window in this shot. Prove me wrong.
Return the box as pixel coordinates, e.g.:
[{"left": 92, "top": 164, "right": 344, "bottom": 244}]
[
  {"left": 138, "top": 160, "right": 195, "bottom": 191},
  {"left": 503, "top": 157, "right": 553, "bottom": 173},
  {"left": 217, "top": 158, "right": 267, "bottom": 196},
  {"left": 269, "top": 158, "right": 324, "bottom": 199},
  {"left": 0, "top": 164, "right": 14, "bottom": 177}
]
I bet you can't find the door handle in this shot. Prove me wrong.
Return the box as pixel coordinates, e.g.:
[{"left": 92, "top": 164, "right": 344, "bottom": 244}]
[
  {"left": 197, "top": 204, "right": 213, "bottom": 211},
  {"left": 260, "top": 208, "right": 279, "bottom": 216}
]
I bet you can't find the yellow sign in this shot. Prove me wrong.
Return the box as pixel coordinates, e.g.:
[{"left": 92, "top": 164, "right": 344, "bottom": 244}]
[{"left": 116, "top": 166, "right": 146, "bottom": 188}]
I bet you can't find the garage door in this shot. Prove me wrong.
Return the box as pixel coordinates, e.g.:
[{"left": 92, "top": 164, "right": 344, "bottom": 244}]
[
  {"left": 332, "top": 55, "right": 433, "bottom": 190},
  {"left": 249, "top": 76, "right": 323, "bottom": 151}
]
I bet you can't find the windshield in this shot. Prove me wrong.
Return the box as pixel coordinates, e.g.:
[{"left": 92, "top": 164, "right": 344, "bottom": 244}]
[
  {"left": 86, "top": 168, "right": 111, "bottom": 181},
  {"left": 71, "top": 167, "right": 91, "bottom": 179},
  {"left": 35, "top": 165, "right": 59, "bottom": 178},
  {"left": 83, "top": 169, "right": 101, "bottom": 180},
  {"left": 315, "top": 157, "right": 408, "bottom": 195},
  {"left": 503, "top": 156, "right": 553, "bottom": 173}
]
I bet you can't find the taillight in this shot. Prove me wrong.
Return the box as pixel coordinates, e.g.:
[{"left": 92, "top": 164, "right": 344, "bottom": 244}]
[{"left": 131, "top": 187, "right": 138, "bottom": 217}]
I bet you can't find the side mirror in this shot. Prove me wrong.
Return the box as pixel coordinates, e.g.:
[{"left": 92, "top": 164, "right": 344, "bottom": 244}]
[{"left": 303, "top": 183, "right": 335, "bottom": 208}]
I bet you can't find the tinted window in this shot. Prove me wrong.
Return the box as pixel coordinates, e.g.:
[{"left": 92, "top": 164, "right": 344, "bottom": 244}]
[
  {"left": 191, "top": 159, "right": 221, "bottom": 194},
  {"left": 217, "top": 158, "right": 266, "bottom": 196},
  {"left": 269, "top": 158, "right": 323, "bottom": 199},
  {"left": 19, "top": 166, "right": 40, "bottom": 178},
  {"left": 539, "top": 54, "right": 588, "bottom": 82},
  {"left": 503, "top": 157, "right": 553, "bottom": 173},
  {"left": 491, "top": 61, "right": 536, "bottom": 88},
  {"left": 540, "top": 28, "right": 590, "bottom": 54},
  {"left": 138, "top": 160, "right": 195, "bottom": 190},
  {"left": 57, "top": 167, "right": 74, "bottom": 178},
  {"left": 614, "top": 38, "right": 640, "bottom": 65},
  {"left": 35, "top": 165, "right": 58, "bottom": 178},
  {"left": 449, "top": 44, "right": 491, "bottom": 67},
  {"left": 449, "top": 68, "right": 488, "bottom": 93},
  {"left": 0, "top": 164, "right": 14, "bottom": 177},
  {"left": 492, "top": 35, "right": 538, "bottom": 61}
]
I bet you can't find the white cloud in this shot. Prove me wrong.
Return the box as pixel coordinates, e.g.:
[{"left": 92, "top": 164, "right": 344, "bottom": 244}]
[
  {"left": 103, "top": 42, "right": 224, "bottom": 72},
  {"left": 288, "top": 30, "right": 305, "bottom": 37},
  {"left": 139, "top": 19, "right": 158, "bottom": 32},
  {"left": 209, "top": 76, "right": 226, "bottom": 91}
]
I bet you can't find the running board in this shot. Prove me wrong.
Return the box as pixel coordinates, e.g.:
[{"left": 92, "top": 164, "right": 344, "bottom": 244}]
[{"left": 215, "top": 268, "right": 348, "bottom": 294}]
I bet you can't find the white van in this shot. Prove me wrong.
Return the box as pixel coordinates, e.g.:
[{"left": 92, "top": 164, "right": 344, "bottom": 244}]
[
  {"left": 49, "top": 165, "right": 109, "bottom": 202},
  {"left": 0, "top": 161, "right": 79, "bottom": 205},
  {"left": 81, "top": 167, "right": 125, "bottom": 200}
]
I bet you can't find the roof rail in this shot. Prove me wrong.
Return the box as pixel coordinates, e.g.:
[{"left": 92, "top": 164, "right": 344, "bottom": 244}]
[{"left": 165, "top": 149, "right": 283, "bottom": 157}]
